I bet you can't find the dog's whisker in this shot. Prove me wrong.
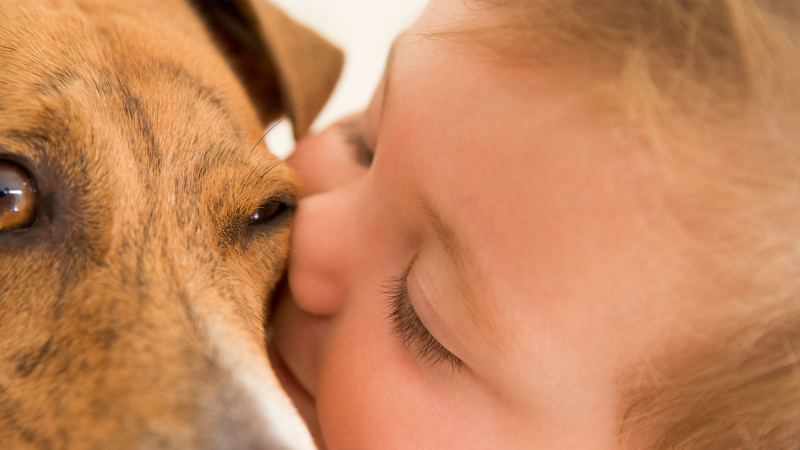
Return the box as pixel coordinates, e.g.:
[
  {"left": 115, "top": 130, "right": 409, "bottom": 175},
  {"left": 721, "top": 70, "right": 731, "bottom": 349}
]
[
  {"left": 251, "top": 114, "right": 292, "bottom": 154},
  {"left": 251, "top": 104, "right": 311, "bottom": 155}
]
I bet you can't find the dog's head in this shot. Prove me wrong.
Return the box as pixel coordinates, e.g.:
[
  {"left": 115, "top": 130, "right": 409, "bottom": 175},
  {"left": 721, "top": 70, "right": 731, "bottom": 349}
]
[{"left": 0, "top": 1, "right": 341, "bottom": 448}]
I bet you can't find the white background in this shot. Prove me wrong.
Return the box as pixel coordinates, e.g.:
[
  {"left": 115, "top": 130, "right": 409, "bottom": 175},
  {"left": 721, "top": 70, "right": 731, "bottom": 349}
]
[{"left": 265, "top": 0, "right": 429, "bottom": 158}]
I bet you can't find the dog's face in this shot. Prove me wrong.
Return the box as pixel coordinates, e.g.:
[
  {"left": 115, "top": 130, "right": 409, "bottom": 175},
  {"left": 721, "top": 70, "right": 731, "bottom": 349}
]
[{"left": 0, "top": 1, "right": 341, "bottom": 448}]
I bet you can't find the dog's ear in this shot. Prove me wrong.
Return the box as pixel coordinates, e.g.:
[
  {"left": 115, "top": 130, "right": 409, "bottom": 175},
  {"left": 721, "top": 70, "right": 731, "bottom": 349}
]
[{"left": 191, "top": 0, "right": 343, "bottom": 138}]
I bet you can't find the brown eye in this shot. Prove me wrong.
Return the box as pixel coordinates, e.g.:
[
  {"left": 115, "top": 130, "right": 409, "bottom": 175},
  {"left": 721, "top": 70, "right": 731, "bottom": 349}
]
[
  {"left": 0, "top": 161, "right": 37, "bottom": 233},
  {"left": 248, "top": 200, "right": 290, "bottom": 226}
]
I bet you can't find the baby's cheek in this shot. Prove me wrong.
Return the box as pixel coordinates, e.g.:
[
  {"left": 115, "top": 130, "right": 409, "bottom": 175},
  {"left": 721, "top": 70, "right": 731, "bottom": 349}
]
[
  {"left": 315, "top": 334, "right": 389, "bottom": 444},
  {"left": 313, "top": 308, "right": 494, "bottom": 449},
  {"left": 314, "top": 309, "right": 435, "bottom": 447}
]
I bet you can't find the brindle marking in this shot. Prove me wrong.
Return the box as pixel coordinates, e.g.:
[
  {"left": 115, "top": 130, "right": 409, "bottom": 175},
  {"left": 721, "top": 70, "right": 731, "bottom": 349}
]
[{"left": 0, "top": 0, "right": 342, "bottom": 448}]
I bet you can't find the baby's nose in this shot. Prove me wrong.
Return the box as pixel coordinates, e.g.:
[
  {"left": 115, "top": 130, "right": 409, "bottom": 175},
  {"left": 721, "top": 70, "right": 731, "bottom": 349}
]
[{"left": 288, "top": 187, "right": 357, "bottom": 316}]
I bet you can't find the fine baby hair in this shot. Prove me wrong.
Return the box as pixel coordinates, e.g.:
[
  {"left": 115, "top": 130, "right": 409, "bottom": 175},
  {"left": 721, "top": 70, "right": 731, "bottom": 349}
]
[{"left": 442, "top": 1, "right": 800, "bottom": 448}]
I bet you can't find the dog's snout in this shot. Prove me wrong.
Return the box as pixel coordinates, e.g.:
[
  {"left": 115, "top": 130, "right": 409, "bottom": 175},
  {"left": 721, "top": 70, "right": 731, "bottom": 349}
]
[
  {"left": 194, "top": 379, "right": 301, "bottom": 450},
  {"left": 40, "top": 274, "right": 308, "bottom": 450},
  {"left": 198, "top": 404, "right": 294, "bottom": 450}
]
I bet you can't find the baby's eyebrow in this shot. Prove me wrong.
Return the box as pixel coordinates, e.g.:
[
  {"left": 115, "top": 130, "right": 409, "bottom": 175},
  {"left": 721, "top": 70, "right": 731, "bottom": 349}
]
[
  {"left": 415, "top": 194, "right": 500, "bottom": 347},
  {"left": 420, "top": 200, "right": 460, "bottom": 261},
  {"left": 416, "top": 195, "right": 478, "bottom": 290}
]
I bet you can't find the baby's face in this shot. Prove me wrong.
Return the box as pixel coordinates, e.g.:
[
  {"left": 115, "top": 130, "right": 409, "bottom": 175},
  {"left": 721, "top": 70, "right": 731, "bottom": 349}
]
[{"left": 272, "top": 0, "right": 693, "bottom": 448}]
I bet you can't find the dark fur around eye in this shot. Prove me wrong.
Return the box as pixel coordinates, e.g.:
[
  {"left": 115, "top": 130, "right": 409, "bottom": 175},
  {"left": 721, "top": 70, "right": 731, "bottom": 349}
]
[{"left": 384, "top": 275, "right": 463, "bottom": 373}]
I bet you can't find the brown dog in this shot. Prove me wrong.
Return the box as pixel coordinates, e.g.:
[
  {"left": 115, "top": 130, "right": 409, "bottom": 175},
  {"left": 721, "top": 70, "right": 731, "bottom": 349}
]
[{"left": 0, "top": 0, "right": 341, "bottom": 448}]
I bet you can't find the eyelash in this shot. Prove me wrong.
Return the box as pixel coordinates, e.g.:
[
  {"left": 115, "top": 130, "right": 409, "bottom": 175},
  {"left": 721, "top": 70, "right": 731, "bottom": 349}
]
[
  {"left": 385, "top": 274, "right": 464, "bottom": 373},
  {"left": 340, "top": 119, "right": 374, "bottom": 168}
]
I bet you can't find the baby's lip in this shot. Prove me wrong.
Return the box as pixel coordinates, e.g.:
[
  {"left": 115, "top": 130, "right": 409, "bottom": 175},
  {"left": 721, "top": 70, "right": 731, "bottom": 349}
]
[
  {"left": 270, "top": 342, "right": 315, "bottom": 404},
  {"left": 268, "top": 276, "right": 325, "bottom": 446},
  {"left": 269, "top": 280, "right": 316, "bottom": 400}
]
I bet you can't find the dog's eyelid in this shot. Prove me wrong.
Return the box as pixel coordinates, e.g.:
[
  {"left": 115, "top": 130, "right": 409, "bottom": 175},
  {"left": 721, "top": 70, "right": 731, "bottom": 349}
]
[
  {"left": 263, "top": 193, "right": 297, "bottom": 209},
  {"left": 0, "top": 149, "right": 37, "bottom": 173},
  {"left": 247, "top": 193, "right": 296, "bottom": 228}
]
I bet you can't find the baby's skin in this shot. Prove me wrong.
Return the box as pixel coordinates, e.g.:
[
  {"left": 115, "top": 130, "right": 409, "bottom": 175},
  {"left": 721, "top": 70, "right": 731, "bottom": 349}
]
[{"left": 271, "top": 0, "right": 694, "bottom": 448}]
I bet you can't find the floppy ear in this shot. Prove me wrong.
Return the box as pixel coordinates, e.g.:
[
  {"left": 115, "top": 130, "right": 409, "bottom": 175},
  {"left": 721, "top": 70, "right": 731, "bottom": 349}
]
[{"left": 191, "top": 0, "right": 344, "bottom": 138}]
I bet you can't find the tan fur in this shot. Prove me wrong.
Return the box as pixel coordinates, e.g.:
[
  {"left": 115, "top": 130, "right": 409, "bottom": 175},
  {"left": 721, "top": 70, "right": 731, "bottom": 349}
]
[{"left": 0, "top": 0, "right": 342, "bottom": 448}]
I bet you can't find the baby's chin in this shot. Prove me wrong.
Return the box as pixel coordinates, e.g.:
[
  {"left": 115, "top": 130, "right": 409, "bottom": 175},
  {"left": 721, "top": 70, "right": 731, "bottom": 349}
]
[{"left": 268, "top": 341, "right": 326, "bottom": 449}]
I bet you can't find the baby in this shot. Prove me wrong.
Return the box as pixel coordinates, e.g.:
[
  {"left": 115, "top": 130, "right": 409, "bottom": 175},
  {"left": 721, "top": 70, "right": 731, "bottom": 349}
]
[{"left": 270, "top": 0, "right": 800, "bottom": 448}]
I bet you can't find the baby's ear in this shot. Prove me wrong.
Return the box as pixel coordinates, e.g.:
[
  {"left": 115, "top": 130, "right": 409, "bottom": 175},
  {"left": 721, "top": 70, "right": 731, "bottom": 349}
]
[{"left": 192, "top": 0, "right": 344, "bottom": 138}]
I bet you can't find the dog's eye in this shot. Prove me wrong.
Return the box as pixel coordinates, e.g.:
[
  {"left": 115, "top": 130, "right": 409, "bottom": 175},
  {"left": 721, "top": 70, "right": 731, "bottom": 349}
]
[
  {"left": 248, "top": 200, "right": 290, "bottom": 226},
  {"left": 0, "top": 161, "right": 37, "bottom": 233}
]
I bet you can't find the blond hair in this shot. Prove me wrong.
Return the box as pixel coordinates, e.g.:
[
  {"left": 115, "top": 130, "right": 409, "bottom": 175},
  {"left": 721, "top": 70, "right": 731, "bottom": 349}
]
[{"left": 442, "top": 1, "right": 800, "bottom": 448}]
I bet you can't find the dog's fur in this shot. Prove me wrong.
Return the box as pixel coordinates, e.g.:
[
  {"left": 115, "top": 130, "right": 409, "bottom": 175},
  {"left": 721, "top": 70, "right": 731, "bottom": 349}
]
[{"left": 0, "top": 1, "right": 341, "bottom": 448}]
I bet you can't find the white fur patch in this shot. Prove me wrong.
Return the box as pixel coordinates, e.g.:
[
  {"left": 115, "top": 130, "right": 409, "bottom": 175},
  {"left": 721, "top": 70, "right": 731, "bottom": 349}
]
[{"left": 206, "top": 313, "right": 317, "bottom": 450}]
